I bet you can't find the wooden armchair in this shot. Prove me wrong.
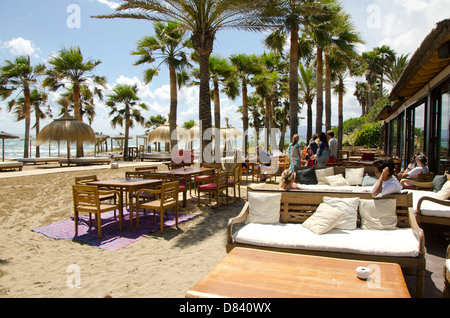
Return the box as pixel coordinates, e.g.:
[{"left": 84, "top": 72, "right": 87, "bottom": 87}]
[
  {"left": 260, "top": 157, "right": 279, "bottom": 183},
  {"left": 125, "top": 171, "right": 148, "bottom": 179},
  {"left": 72, "top": 185, "right": 122, "bottom": 239},
  {"left": 194, "top": 163, "right": 220, "bottom": 195},
  {"left": 197, "top": 171, "right": 229, "bottom": 208},
  {"left": 228, "top": 165, "right": 242, "bottom": 202},
  {"left": 75, "top": 175, "right": 117, "bottom": 217},
  {"left": 135, "top": 166, "right": 158, "bottom": 173},
  {"left": 445, "top": 244, "right": 450, "bottom": 298},
  {"left": 136, "top": 181, "right": 179, "bottom": 233}
]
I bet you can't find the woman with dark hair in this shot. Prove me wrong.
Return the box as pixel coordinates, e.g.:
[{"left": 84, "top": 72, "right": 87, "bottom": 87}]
[
  {"left": 371, "top": 158, "right": 402, "bottom": 197},
  {"left": 315, "top": 132, "right": 330, "bottom": 167},
  {"left": 288, "top": 134, "right": 301, "bottom": 171}
]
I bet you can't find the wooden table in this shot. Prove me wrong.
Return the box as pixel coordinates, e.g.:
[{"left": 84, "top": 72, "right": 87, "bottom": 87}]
[
  {"left": 86, "top": 178, "right": 162, "bottom": 229},
  {"left": 154, "top": 167, "right": 215, "bottom": 197},
  {"left": 186, "top": 248, "right": 410, "bottom": 298}
]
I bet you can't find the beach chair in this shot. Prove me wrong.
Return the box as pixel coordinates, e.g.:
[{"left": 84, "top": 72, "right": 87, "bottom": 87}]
[
  {"left": 135, "top": 181, "right": 179, "bottom": 233},
  {"left": 72, "top": 185, "right": 122, "bottom": 239},
  {"left": 197, "top": 171, "right": 228, "bottom": 208}
]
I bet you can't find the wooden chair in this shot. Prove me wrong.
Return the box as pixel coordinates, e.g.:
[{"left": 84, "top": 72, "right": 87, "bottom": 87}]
[
  {"left": 197, "top": 171, "right": 229, "bottom": 208},
  {"left": 72, "top": 185, "right": 122, "bottom": 239},
  {"left": 135, "top": 166, "right": 158, "bottom": 173},
  {"left": 135, "top": 181, "right": 179, "bottom": 233},
  {"left": 260, "top": 157, "right": 279, "bottom": 183},
  {"left": 194, "top": 163, "right": 220, "bottom": 194},
  {"left": 164, "top": 174, "right": 188, "bottom": 208},
  {"left": 228, "top": 165, "right": 242, "bottom": 202},
  {"left": 125, "top": 171, "right": 148, "bottom": 179},
  {"left": 75, "top": 175, "right": 117, "bottom": 218}
]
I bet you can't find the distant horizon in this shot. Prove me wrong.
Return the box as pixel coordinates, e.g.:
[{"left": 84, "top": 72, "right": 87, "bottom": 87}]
[{"left": 1, "top": 0, "right": 449, "bottom": 138}]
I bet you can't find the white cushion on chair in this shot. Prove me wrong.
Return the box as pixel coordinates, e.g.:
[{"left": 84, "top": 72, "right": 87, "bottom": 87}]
[{"left": 246, "top": 192, "right": 281, "bottom": 224}]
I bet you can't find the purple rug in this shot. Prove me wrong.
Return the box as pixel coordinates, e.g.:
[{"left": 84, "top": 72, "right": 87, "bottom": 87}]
[{"left": 32, "top": 210, "right": 199, "bottom": 251}]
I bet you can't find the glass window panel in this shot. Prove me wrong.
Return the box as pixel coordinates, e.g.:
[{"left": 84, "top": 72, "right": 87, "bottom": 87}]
[
  {"left": 440, "top": 84, "right": 450, "bottom": 174},
  {"left": 414, "top": 103, "right": 426, "bottom": 154}
]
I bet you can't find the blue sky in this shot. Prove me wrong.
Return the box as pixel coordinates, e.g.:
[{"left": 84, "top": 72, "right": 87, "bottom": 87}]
[{"left": 1, "top": 0, "right": 449, "bottom": 140}]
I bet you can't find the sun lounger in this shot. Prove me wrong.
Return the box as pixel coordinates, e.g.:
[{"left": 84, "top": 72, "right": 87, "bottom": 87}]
[
  {"left": 0, "top": 161, "right": 23, "bottom": 171},
  {"left": 140, "top": 152, "right": 172, "bottom": 162},
  {"left": 16, "top": 157, "right": 61, "bottom": 165},
  {"left": 59, "top": 157, "right": 112, "bottom": 166}
]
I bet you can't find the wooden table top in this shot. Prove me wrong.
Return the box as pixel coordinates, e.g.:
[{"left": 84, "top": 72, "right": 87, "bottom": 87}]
[
  {"left": 156, "top": 167, "right": 214, "bottom": 176},
  {"left": 186, "top": 248, "right": 410, "bottom": 298},
  {"left": 86, "top": 178, "right": 162, "bottom": 188}
]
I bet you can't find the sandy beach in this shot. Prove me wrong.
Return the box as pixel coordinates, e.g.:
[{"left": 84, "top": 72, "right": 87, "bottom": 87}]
[
  {"left": 0, "top": 161, "right": 250, "bottom": 298},
  {"left": 0, "top": 161, "right": 448, "bottom": 298}
]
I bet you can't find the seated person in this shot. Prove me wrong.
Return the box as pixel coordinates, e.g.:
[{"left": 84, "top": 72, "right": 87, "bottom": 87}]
[
  {"left": 257, "top": 146, "right": 271, "bottom": 182},
  {"left": 305, "top": 147, "right": 315, "bottom": 167},
  {"left": 371, "top": 158, "right": 402, "bottom": 198},
  {"left": 397, "top": 154, "right": 429, "bottom": 184},
  {"left": 279, "top": 169, "right": 302, "bottom": 191}
]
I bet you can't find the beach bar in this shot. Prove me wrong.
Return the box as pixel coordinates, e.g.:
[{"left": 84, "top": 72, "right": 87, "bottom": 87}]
[{"left": 378, "top": 19, "right": 450, "bottom": 174}]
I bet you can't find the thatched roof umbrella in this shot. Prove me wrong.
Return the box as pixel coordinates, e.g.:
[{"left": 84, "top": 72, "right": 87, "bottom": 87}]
[
  {"left": 148, "top": 122, "right": 190, "bottom": 147},
  {"left": 36, "top": 112, "right": 95, "bottom": 162},
  {"left": 0, "top": 131, "right": 19, "bottom": 162},
  {"left": 95, "top": 133, "right": 110, "bottom": 156}
]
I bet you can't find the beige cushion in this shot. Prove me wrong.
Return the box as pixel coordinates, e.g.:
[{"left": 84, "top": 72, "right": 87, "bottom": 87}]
[
  {"left": 302, "top": 203, "right": 346, "bottom": 235},
  {"left": 359, "top": 199, "right": 397, "bottom": 230},
  {"left": 325, "top": 174, "right": 350, "bottom": 187},
  {"left": 315, "top": 167, "right": 334, "bottom": 185},
  {"left": 323, "top": 196, "right": 360, "bottom": 230},
  {"left": 247, "top": 192, "right": 281, "bottom": 224},
  {"left": 436, "top": 181, "right": 450, "bottom": 200},
  {"left": 345, "top": 167, "right": 365, "bottom": 186}
]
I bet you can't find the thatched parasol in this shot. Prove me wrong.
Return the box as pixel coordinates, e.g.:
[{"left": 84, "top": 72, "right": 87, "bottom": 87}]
[
  {"left": 0, "top": 131, "right": 19, "bottom": 162},
  {"left": 148, "top": 122, "right": 190, "bottom": 145},
  {"left": 36, "top": 112, "right": 95, "bottom": 162}
]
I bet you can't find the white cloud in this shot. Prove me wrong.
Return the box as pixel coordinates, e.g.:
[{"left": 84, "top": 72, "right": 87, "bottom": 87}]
[
  {"left": 1, "top": 37, "right": 40, "bottom": 57},
  {"left": 96, "top": 0, "right": 120, "bottom": 10}
]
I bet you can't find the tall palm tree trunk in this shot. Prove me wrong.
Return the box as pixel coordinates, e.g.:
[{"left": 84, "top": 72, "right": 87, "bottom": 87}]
[
  {"left": 289, "top": 24, "right": 299, "bottom": 139},
  {"left": 124, "top": 111, "right": 130, "bottom": 161},
  {"left": 35, "top": 111, "right": 40, "bottom": 158},
  {"left": 325, "top": 54, "right": 332, "bottom": 131},
  {"left": 338, "top": 78, "right": 344, "bottom": 155},
  {"left": 198, "top": 53, "right": 213, "bottom": 164},
  {"left": 307, "top": 100, "right": 313, "bottom": 143},
  {"left": 316, "top": 47, "right": 324, "bottom": 134},
  {"left": 242, "top": 81, "right": 249, "bottom": 157},
  {"left": 24, "top": 86, "right": 31, "bottom": 159},
  {"left": 214, "top": 80, "right": 221, "bottom": 157},
  {"left": 73, "top": 83, "right": 84, "bottom": 158},
  {"left": 169, "top": 66, "right": 178, "bottom": 153},
  {"left": 264, "top": 96, "right": 271, "bottom": 149}
]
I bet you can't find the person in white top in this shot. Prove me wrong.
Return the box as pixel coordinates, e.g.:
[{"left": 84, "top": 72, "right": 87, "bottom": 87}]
[
  {"left": 327, "top": 130, "right": 338, "bottom": 164},
  {"left": 398, "top": 154, "right": 429, "bottom": 181},
  {"left": 371, "top": 158, "right": 402, "bottom": 198}
]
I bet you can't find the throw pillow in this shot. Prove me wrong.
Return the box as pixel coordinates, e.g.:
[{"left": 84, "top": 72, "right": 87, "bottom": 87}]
[
  {"left": 362, "top": 174, "right": 379, "bottom": 187},
  {"left": 435, "top": 181, "right": 450, "bottom": 200},
  {"left": 315, "top": 167, "right": 334, "bottom": 185},
  {"left": 433, "top": 175, "right": 448, "bottom": 193},
  {"left": 345, "top": 167, "right": 365, "bottom": 186},
  {"left": 246, "top": 192, "right": 281, "bottom": 224},
  {"left": 359, "top": 199, "right": 398, "bottom": 230},
  {"left": 296, "top": 167, "right": 318, "bottom": 185},
  {"left": 325, "top": 174, "right": 351, "bottom": 187},
  {"left": 302, "top": 203, "right": 346, "bottom": 235},
  {"left": 322, "top": 196, "right": 359, "bottom": 230}
]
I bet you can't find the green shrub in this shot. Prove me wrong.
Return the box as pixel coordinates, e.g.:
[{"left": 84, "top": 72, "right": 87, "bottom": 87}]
[{"left": 354, "top": 122, "right": 382, "bottom": 147}]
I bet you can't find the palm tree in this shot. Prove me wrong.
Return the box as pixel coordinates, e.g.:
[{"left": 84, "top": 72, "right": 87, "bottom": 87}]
[
  {"left": 260, "top": 0, "right": 325, "bottom": 139},
  {"left": 93, "top": 0, "right": 265, "bottom": 162},
  {"left": 132, "top": 21, "right": 192, "bottom": 151},
  {"left": 385, "top": 53, "right": 410, "bottom": 87},
  {"left": 299, "top": 62, "right": 317, "bottom": 143},
  {"left": 230, "top": 53, "right": 263, "bottom": 156},
  {"left": 10, "top": 89, "right": 52, "bottom": 158},
  {"left": 43, "top": 46, "right": 106, "bottom": 157},
  {"left": 354, "top": 81, "right": 369, "bottom": 116},
  {"left": 0, "top": 55, "right": 45, "bottom": 158},
  {"left": 105, "top": 84, "right": 148, "bottom": 160},
  {"left": 375, "top": 45, "right": 396, "bottom": 98},
  {"left": 361, "top": 49, "right": 382, "bottom": 110},
  {"left": 60, "top": 84, "right": 103, "bottom": 125}
]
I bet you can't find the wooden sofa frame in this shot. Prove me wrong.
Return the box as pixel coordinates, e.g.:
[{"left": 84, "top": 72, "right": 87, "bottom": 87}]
[{"left": 227, "top": 187, "right": 426, "bottom": 297}]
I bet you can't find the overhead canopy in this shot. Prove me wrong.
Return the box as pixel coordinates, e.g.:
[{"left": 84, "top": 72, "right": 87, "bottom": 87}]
[
  {"left": 0, "top": 131, "right": 19, "bottom": 162},
  {"left": 389, "top": 19, "right": 450, "bottom": 105}
]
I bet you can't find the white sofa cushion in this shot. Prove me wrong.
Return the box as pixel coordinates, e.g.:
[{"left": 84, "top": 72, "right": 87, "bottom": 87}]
[
  {"left": 359, "top": 199, "right": 397, "bottom": 230},
  {"left": 408, "top": 190, "right": 450, "bottom": 218},
  {"left": 325, "top": 174, "right": 350, "bottom": 187},
  {"left": 302, "top": 203, "right": 346, "bottom": 235},
  {"left": 436, "top": 181, "right": 450, "bottom": 200},
  {"left": 247, "top": 192, "right": 281, "bottom": 224},
  {"left": 345, "top": 167, "right": 365, "bottom": 186},
  {"left": 323, "top": 196, "right": 359, "bottom": 230},
  {"left": 446, "top": 259, "right": 450, "bottom": 272},
  {"left": 233, "top": 223, "right": 420, "bottom": 257},
  {"left": 300, "top": 184, "right": 373, "bottom": 192},
  {"left": 315, "top": 167, "right": 334, "bottom": 185}
]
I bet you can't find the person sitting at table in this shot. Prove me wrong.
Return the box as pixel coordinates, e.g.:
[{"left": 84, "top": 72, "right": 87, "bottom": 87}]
[
  {"left": 397, "top": 154, "right": 429, "bottom": 188},
  {"left": 279, "top": 169, "right": 303, "bottom": 191},
  {"left": 370, "top": 158, "right": 402, "bottom": 198}
]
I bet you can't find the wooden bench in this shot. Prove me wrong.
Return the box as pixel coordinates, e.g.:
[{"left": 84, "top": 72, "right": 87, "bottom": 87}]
[
  {"left": 0, "top": 161, "right": 23, "bottom": 171},
  {"left": 227, "top": 188, "right": 426, "bottom": 297}
]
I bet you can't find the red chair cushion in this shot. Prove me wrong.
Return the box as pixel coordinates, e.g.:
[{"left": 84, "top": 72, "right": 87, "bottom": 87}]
[
  {"left": 199, "top": 183, "right": 217, "bottom": 190},
  {"left": 179, "top": 185, "right": 187, "bottom": 191},
  {"left": 195, "top": 175, "right": 213, "bottom": 180},
  {"left": 361, "top": 153, "right": 375, "bottom": 161},
  {"left": 228, "top": 179, "right": 235, "bottom": 185}
]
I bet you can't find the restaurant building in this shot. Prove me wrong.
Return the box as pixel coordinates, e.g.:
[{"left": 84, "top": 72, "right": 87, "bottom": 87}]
[{"left": 378, "top": 19, "right": 450, "bottom": 174}]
